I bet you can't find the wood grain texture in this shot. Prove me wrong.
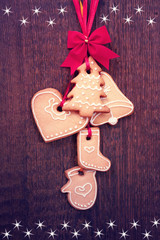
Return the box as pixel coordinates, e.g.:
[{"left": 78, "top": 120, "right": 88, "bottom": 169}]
[{"left": 0, "top": 0, "right": 159, "bottom": 239}]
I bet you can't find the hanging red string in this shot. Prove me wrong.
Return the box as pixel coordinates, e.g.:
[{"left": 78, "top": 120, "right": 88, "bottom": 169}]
[
  {"left": 61, "top": 0, "right": 119, "bottom": 75},
  {"left": 59, "top": 76, "right": 73, "bottom": 108},
  {"left": 87, "top": 123, "right": 92, "bottom": 139}
]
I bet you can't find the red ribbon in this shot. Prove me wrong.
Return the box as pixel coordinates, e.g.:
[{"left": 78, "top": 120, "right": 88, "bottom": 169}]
[{"left": 61, "top": 0, "right": 119, "bottom": 75}]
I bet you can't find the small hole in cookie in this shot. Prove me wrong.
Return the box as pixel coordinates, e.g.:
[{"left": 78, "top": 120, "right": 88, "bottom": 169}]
[
  {"left": 74, "top": 70, "right": 79, "bottom": 77},
  {"left": 86, "top": 136, "right": 91, "bottom": 140},
  {"left": 57, "top": 106, "right": 63, "bottom": 112},
  {"left": 86, "top": 69, "right": 91, "bottom": 74},
  {"left": 78, "top": 170, "right": 84, "bottom": 176}
]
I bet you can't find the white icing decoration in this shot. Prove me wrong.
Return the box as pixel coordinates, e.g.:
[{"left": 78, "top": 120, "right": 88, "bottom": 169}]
[
  {"left": 61, "top": 167, "right": 97, "bottom": 210},
  {"left": 103, "top": 86, "right": 111, "bottom": 95},
  {"left": 76, "top": 84, "right": 102, "bottom": 91},
  {"left": 108, "top": 117, "right": 118, "bottom": 125},
  {"left": 90, "top": 72, "right": 134, "bottom": 126},
  {"left": 78, "top": 129, "right": 111, "bottom": 172},
  {"left": 31, "top": 90, "right": 89, "bottom": 142},
  {"left": 44, "top": 98, "right": 70, "bottom": 120},
  {"left": 74, "top": 200, "right": 93, "bottom": 208},
  {"left": 82, "top": 74, "right": 100, "bottom": 79},
  {"left": 84, "top": 146, "right": 95, "bottom": 153},
  {"left": 75, "top": 183, "right": 92, "bottom": 197},
  {"left": 74, "top": 100, "right": 107, "bottom": 107}
]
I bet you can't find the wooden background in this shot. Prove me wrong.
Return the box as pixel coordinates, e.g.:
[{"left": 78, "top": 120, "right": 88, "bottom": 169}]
[{"left": 0, "top": 0, "right": 159, "bottom": 239}]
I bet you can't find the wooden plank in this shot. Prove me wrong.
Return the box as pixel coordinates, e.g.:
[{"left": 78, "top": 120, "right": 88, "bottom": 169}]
[{"left": 0, "top": 0, "right": 159, "bottom": 239}]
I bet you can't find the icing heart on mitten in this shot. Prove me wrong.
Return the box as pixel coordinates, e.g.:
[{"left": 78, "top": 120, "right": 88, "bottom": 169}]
[
  {"left": 31, "top": 88, "right": 89, "bottom": 142},
  {"left": 77, "top": 127, "right": 111, "bottom": 172},
  {"left": 90, "top": 72, "right": 134, "bottom": 126},
  {"left": 61, "top": 166, "right": 97, "bottom": 210},
  {"left": 75, "top": 183, "right": 92, "bottom": 197}
]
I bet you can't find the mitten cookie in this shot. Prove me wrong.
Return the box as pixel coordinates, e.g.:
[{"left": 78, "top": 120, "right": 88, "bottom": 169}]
[
  {"left": 63, "top": 57, "right": 110, "bottom": 117},
  {"left": 77, "top": 127, "right": 111, "bottom": 171},
  {"left": 31, "top": 88, "right": 89, "bottom": 142},
  {"left": 61, "top": 166, "right": 97, "bottom": 210},
  {"left": 90, "top": 72, "right": 134, "bottom": 126}
]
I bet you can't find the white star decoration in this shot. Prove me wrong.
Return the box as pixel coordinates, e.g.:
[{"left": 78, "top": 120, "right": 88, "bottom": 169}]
[
  {"left": 2, "top": 6, "right": 12, "bottom": 16},
  {"left": 46, "top": 18, "right": 56, "bottom": 27},
  {"left": 35, "top": 220, "right": 45, "bottom": 230},
  {"left": 58, "top": 6, "right": 67, "bottom": 16},
  {"left": 110, "top": 4, "right": 119, "bottom": 14},
  {"left": 151, "top": 218, "right": 160, "bottom": 228},
  {"left": 61, "top": 220, "right": 70, "bottom": 230},
  {"left": 94, "top": 228, "right": 104, "bottom": 238},
  {"left": 119, "top": 229, "right": 129, "bottom": 239},
  {"left": 82, "top": 220, "right": 92, "bottom": 230},
  {"left": 2, "top": 229, "right": 12, "bottom": 239},
  {"left": 142, "top": 230, "right": 152, "bottom": 239},
  {"left": 32, "top": 7, "right": 41, "bottom": 16},
  {"left": 71, "top": 229, "right": 81, "bottom": 239},
  {"left": 1, "top": 218, "right": 160, "bottom": 238},
  {"left": 123, "top": 15, "right": 134, "bottom": 24},
  {"left": 20, "top": 17, "right": 29, "bottom": 26},
  {"left": 147, "top": 17, "right": 156, "bottom": 26},
  {"left": 100, "top": 14, "right": 110, "bottom": 24},
  {"left": 47, "top": 229, "right": 57, "bottom": 239},
  {"left": 12, "top": 220, "right": 22, "bottom": 230},
  {"left": 130, "top": 219, "right": 140, "bottom": 229},
  {"left": 106, "top": 220, "right": 117, "bottom": 229},
  {"left": 135, "top": 5, "right": 144, "bottom": 15},
  {"left": 24, "top": 228, "right": 33, "bottom": 238}
]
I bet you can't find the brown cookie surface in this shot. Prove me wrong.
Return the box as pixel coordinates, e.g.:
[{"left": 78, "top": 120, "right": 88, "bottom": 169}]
[
  {"left": 63, "top": 57, "right": 110, "bottom": 117},
  {"left": 77, "top": 128, "right": 111, "bottom": 172},
  {"left": 31, "top": 88, "right": 89, "bottom": 142},
  {"left": 61, "top": 166, "right": 97, "bottom": 210},
  {"left": 90, "top": 72, "right": 134, "bottom": 126}
]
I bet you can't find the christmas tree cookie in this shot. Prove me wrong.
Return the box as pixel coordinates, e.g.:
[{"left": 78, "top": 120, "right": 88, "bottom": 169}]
[{"left": 62, "top": 57, "right": 110, "bottom": 117}]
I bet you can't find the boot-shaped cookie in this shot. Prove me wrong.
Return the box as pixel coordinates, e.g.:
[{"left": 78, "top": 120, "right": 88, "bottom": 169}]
[
  {"left": 77, "top": 127, "right": 111, "bottom": 172},
  {"left": 61, "top": 166, "right": 97, "bottom": 210}
]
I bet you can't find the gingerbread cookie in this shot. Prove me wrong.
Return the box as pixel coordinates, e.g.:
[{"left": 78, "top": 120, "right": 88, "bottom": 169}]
[
  {"left": 90, "top": 72, "right": 134, "bottom": 126},
  {"left": 61, "top": 166, "right": 97, "bottom": 210},
  {"left": 31, "top": 88, "right": 89, "bottom": 142},
  {"left": 62, "top": 57, "right": 110, "bottom": 117},
  {"left": 77, "top": 127, "right": 111, "bottom": 172}
]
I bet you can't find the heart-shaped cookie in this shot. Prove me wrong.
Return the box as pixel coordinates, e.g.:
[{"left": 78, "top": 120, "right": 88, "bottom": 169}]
[
  {"left": 75, "top": 183, "right": 92, "bottom": 197},
  {"left": 90, "top": 72, "right": 134, "bottom": 126},
  {"left": 31, "top": 88, "right": 89, "bottom": 142}
]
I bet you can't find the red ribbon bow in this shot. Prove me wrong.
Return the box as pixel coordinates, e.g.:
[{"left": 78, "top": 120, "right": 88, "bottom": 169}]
[
  {"left": 61, "top": 26, "right": 119, "bottom": 75},
  {"left": 61, "top": 0, "right": 119, "bottom": 75}
]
